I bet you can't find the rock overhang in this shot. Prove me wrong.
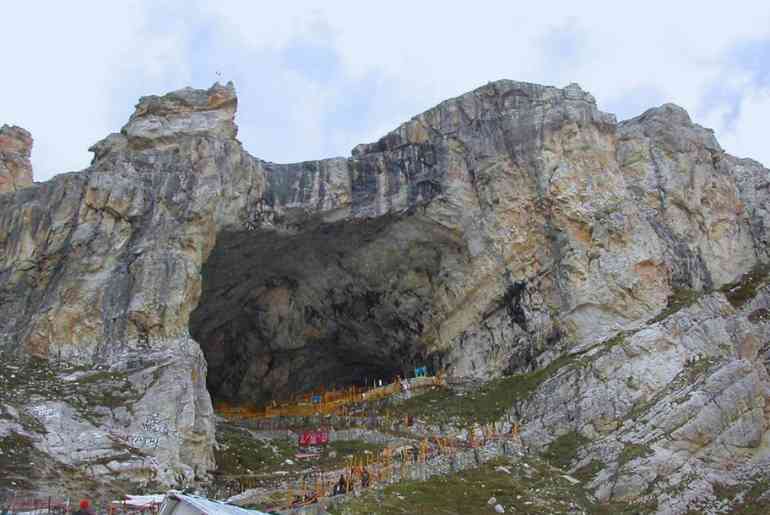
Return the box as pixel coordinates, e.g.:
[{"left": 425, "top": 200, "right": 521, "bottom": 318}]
[
  {"left": 2, "top": 77, "right": 768, "bottom": 366},
  {"left": 190, "top": 211, "right": 465, "bottom": 404},
  {"left": 0, "top": 77, "right": 769, "bottom": 500}
]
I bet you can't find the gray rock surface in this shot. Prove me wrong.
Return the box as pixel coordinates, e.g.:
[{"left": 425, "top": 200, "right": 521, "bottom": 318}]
[
  {"left": 0, "top": 79, "right": 769, "bottom": 511},
  {"left": 0, "top": 125, "right": 33, "bottom": 193},
  {"left": 514, "top": 277, "right": 770, "bottom": 512}
]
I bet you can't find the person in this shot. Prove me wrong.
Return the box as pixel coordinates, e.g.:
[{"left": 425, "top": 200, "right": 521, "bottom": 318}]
[
  {"left": 346, "top": 474, "right": 354, "bottom": 493},
  {"left": 401, "top": 378, "right": 412, "bottom": 399},
  {"left": 333, "top": 474, "right": 347, "bottom": 496},
  {"left": 361, "top": 467, "right": 370, "bottom": 488},
  {"left": 73, "top": 499, "right": 93, "bottom": 515}
]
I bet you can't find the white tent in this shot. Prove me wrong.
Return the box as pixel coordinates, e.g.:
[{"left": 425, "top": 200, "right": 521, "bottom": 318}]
[{"left": 158, "top": 493, "right": 269, "bottom": 515}]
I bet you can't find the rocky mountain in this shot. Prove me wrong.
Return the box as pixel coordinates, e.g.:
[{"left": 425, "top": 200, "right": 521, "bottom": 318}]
[
  {"left": 0, "top": 125, "right": 34, "bottom": 194},
  {"left": 0, "top": 80, "right": 768, "bottom": 511}
]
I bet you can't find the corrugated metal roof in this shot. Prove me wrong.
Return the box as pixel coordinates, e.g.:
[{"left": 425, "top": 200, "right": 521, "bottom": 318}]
[{"left": 161, "top": 492, "right": 270, "bottom": 515}]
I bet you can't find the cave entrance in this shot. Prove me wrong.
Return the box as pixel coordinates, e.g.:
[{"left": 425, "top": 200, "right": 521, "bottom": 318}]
[{"left": 189, "top": 215, "right": 460, "bottom": 408}]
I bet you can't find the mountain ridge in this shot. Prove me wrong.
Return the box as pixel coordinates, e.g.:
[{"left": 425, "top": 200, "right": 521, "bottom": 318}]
[{"left": 0, "top": 79, "right": 768, "bottom": 512}]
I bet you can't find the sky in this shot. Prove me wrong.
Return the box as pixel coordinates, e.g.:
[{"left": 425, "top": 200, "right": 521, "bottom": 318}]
[{"left": 2, "top": 1, "right": 770, "bottom": 181}]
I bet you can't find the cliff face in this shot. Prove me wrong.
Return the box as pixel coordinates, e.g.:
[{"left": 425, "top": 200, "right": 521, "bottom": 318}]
[
  {"left": 0, "top": 125, "right": 33, "bottom": 194},
  {"left": 0, "top": 80, "right": 768, "bottom": 508}
]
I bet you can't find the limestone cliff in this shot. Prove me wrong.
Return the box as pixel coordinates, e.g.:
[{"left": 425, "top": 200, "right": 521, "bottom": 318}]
[
  {"left": 0, "top": 80, "right": 768, "bottom": 510},
  {"left": 0, "top": 125, "right": 33, "bottom": 193}
]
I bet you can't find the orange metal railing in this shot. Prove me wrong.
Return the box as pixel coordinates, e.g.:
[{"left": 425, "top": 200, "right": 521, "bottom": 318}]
[{"left": 215, "top": 373, "right": 446, "bottom": 420}]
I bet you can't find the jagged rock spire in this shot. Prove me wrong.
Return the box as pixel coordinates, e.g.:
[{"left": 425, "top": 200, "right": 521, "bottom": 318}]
[{"left": 89, "top": 82, "right": 238, "bottom": 161}]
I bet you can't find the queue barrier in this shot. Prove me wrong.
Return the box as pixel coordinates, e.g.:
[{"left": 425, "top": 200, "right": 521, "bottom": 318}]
[{"left": 215, "top": 374, "right": 446, "bottom": 420}]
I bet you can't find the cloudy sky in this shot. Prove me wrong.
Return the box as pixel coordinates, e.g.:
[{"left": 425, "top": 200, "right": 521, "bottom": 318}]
[{"left": 3, "top": 1, "right": 770, "bottom": 181}]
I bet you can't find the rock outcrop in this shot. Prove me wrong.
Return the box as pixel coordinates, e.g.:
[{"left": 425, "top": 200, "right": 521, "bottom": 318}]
[
  {"left": 0, "top": 125, "right": 33, "bottom": 193},
  {"left": 515, "top": 273, "right": 770, "bottom": 512},
  {"left": 0, "top": 79, "right": 768, "bottom": 511}
]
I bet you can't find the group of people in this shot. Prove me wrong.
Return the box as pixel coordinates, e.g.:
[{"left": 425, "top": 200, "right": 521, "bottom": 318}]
[
  {"left": 289, "top": 467, "right": 372, "bottom": 509},
  {"left": 332, "top": 467, "right": 370, "bottom": 496}
]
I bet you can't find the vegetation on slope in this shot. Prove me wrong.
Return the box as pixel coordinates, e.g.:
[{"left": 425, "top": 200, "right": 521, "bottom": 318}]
[
  {"left": 329, "top": 456, "right": 649, "bottom": 515},
  {"left": 214, "top": 422, "right": 386, "bottom": 477},
  {"left": 720, "top": 262, "right": 770, "bottom": 308},
  {"left": 393, "top": 354, "right": 577, "bottom": 426}
]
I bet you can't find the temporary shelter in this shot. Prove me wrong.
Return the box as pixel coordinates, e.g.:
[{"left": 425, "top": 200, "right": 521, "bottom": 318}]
[{"left": 158, "top": 492, "right": 269, "bottom": 515}]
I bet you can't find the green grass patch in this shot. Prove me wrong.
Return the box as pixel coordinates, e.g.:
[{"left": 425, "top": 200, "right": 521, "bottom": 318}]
[
  {"left": 712, "top": 481, "right": 742, "bottom": 500},
  {"left": 683, "top": 356, "right": 717, "bottom": 381},
  {"left": 0, "top": 354, "right": 139, "bottom": 428},
  {"left": 393, "top": 329, "right": 636, "bottom": 428},
  {"left": 542, "top": 430, "right": 590, "bottom": 470},
  {"left": 604, "top": 331, "right": 627, "bottom": 349},
  {"left": 214, "top": 424, "right": 299, "bottom": 476},
  {"left": 329, "top": 456, "right": 651, "bottom": 515},
  {"left": 618, "top": 443, "right": 653, "bottom": 468},
  {"left": 394, "top": 354, "right": 576, "bottom": 426},
  {"left": 644, "top": 263, "right": 770, "bottom": 325},
  {"left": 720, "top": 263, "right": 770, "bottom": 308},
  {"left": 708, "top": 478, "right": 770, "bottom": 515},
  {"left": 585, "top": 330, "right": 634, "bottom": 363},
  {"left": 316, "top": 440, "right": 388, "bottom": 470},
  {"left": 650, "top": 288, "right": 700, "bottom": 324},
  {"left": 326, "top": 440, "right": 386, "bottom": 458},
  {"left": 736, "top": 478, "right": 770, "bottom": 514},
  {"left": 573, "top": 459, "right": 604, "bottom": 482},
  {"left": 710, "top": 477, "right": 770, "bottom": 515},
  {"left": 0, "top": 432, "right": 36, "bottom": 489},
  {"left": 213, "top": 423, "right": 386, "bottom": 479}
]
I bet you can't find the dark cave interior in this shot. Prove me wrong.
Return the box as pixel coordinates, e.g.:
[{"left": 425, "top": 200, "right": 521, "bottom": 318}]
[{"left": 189, "top": 215, "right": 465, "bottom": 407}]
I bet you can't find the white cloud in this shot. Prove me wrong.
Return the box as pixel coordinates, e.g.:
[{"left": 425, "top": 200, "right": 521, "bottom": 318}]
[
  {"left": 2, "top": 1, "right": 770, "bottom": 180},
  {"left": 703, "top": 87, "right": 770, "bottom": 166},
  {"left": 0, "top": 1, "right": 195, "bottom": 179}
]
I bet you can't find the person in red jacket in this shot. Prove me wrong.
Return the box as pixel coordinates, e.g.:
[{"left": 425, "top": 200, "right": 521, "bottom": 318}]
[{"left": 73, "top": 499, "right": 94, "bottom": 515}]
